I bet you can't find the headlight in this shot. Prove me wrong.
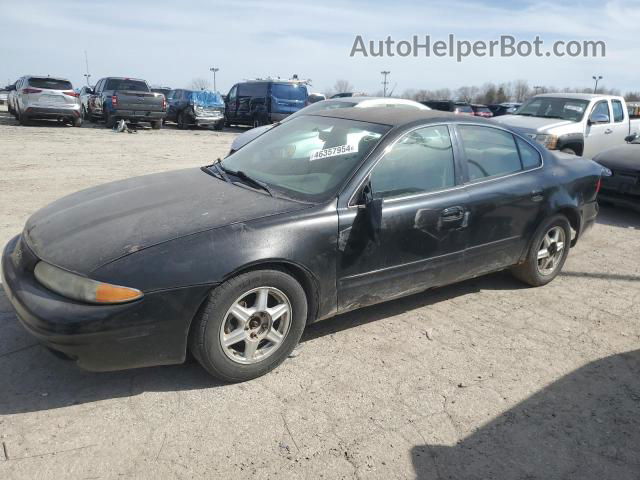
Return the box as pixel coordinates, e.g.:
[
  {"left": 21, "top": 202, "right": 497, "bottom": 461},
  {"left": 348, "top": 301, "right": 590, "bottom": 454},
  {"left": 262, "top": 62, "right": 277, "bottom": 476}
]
[
  {"left": 34, "top": 262, "right": 143, "bottom": 304},
  {"left": 533, "top": 134, "right": 558, "bottom": 150}
]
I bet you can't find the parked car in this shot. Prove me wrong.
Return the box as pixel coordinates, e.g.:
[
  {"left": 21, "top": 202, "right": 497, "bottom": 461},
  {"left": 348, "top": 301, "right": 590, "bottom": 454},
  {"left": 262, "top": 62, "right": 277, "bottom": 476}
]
[
  {"left": 6, "top": 80, "right": 18, "bottom": 116},
  {"left": 0, "top": 89, "right": 8, "bottom": 105},
  {"left": 307, "top": 93, "right": 326, "bottom": 104},
  {"left": 421, "top": 100, "right": 474, "bottom": 115},
  {"left": 88, "top": 77, "right": 166, "bottom": 129},
  {"left": 166, "top": 89, "right": 225, "bottom": 130},
  {"left": 330, "top": 92, "right": 366, "bottom": 99},
  {"left": 594, "top": 133, "right": 640, "bottom": 211},
  {"left": 493, "top": 94, "right": 640, "bottom": 157},
  {"left": 228, "top": 96, "right": 430, "bottom": 154},
  {"left": 471, "top": 104, "right": 493, "bottom": 118},
  {"left": 79, "top": 85, "right": 96, "bottom": 120},
  {"left": 151, "top": 87, "right": 172, "bottom": 99},
  {"left": 488, "top": 103, "right": 521, "bottom": 117},
  {"left": 2, "top": 108, "right": 603, "bottom": 382},
  {"left": 13, "top": 76, "right": 81, "bottom": 126},
  {"left": 225, "top": 80, "right": 308, "bottom": 127}
]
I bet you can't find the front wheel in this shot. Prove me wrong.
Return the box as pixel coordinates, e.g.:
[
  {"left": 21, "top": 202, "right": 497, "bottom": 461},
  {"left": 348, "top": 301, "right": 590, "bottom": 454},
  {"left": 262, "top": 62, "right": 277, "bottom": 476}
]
[
  {"left": 189, "top": 269, "right": 308, "bottom": 382},
  {"left": 511, "top": 214, "right": 571, "bottom": 287}
]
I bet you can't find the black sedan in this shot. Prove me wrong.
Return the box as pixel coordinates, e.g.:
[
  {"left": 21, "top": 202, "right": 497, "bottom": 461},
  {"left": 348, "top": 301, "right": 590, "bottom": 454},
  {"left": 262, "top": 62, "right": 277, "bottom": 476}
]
[
  {"left": 594, "top": 134, "right": 640, "bottom": 212},
  {"left": 2, "top": 108, "right": 603, "bottom": 382}
]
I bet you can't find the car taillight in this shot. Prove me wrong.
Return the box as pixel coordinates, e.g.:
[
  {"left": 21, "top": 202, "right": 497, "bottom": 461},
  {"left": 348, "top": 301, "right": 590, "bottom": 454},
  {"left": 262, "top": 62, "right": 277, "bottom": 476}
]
[
  {"left": 162, "top": 96, "right": 166, "bottom": 111},
  {"left": 22, "top": 88, "right": 42, "bottom": 94},
  {"left": 63, "top": 90, "right": 79, "bottom": 97},
  {"left": 111, "top": 95, "right": 118, "bottom": 107},
  {"left": 595, "top": 178, "right": 602, "bottom": 194}
]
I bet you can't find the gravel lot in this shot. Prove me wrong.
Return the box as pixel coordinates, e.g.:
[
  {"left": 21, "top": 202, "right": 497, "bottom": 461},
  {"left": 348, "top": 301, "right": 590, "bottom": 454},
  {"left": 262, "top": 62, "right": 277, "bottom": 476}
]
[{"left": 1, "top": 106, "right": 639, "bottom": 479}]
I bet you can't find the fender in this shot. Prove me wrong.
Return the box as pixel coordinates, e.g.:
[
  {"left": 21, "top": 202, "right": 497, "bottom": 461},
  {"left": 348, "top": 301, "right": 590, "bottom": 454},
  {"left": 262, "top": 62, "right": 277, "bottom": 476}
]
[{"left": 556, "top": 133, "right": 584, "bottom": 156}]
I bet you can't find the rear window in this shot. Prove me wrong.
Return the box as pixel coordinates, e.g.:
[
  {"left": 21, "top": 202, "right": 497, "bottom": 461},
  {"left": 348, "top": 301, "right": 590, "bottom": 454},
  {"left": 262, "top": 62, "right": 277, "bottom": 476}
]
[
  {"left": 28, "top": 78, "right": 72, "bottom": 90},
  {"left": 238, "top": 82, "right": 268, "bottom": 97},
  {"left": 456, "top": 105, "right": 473, "bottom": 113},
  {"left": 105, "top": 79, "right": 149, "bottom": 92},
  {"left": 271, "top": 83, "right": 308, "bottom": 101}
]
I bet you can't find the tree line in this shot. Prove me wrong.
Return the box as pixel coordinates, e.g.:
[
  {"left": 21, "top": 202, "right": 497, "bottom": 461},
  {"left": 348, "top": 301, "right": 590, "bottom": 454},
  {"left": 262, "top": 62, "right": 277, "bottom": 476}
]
[{"left": 327, "top": 79, "right": 640, "bottom": 105}]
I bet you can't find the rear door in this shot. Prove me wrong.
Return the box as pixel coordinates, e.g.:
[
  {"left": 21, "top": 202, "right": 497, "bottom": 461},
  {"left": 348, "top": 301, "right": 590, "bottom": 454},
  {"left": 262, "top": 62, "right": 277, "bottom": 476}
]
[
  {"left": 337, "top": 124, "right": 470, "bottom": 311},
  {"left": 610, "top": 99, "right": 631, "bottom": 144},
  {"left": 455, "top": 124, "right": 545, "bottom": 278}
]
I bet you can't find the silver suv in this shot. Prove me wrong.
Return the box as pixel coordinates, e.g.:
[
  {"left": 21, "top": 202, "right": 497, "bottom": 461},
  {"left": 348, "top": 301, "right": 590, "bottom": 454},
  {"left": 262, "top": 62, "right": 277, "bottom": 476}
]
[{"left": 14, "top": 76, "right": 82, "bottom": 126}]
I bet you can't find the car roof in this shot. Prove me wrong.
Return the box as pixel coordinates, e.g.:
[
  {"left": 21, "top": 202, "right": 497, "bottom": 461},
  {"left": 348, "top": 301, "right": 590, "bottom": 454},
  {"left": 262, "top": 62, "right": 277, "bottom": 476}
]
[
  {"left": 328, "top": 97, "right": 428, "bottom": 109},
  {"left": 533, "top": 93, "right": 619, "bottom": 101},
  {"left": 306, "top": 106, "right": 487, "bottom": 127},
  {"left": 26, "top": 75, "right": 71, "bottom": 82}
]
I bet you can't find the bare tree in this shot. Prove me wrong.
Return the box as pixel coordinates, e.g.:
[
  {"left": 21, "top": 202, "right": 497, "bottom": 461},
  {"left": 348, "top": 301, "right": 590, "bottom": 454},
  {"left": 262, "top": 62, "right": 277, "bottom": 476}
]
[
  {"left": 455, "top": 86, "right": 479, "bottom": 103},
  {"left": 333, "top": 79, "right": 354, "bottom": 94},
  {"left": 625, "top": 91, "right": 640, "bottom": 102},
  {"left": 190, "top": 78, "right": 212, "bottom": 91}
]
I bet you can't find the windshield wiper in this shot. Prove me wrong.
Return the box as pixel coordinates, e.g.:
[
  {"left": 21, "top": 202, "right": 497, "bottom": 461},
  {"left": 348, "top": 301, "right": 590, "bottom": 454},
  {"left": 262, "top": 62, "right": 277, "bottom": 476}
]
[
  {"left": 201, "top": 158, "right": 232, "bottom": 184},
  {"left": 227, "top": 168, "right": 275, "bottom": 197}
]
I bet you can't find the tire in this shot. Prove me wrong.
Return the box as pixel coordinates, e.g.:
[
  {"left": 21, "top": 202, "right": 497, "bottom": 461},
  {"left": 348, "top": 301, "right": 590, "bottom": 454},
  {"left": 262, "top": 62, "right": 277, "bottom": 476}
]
[
  {"left": 213, "top": 120, "right": 224, "bottom": 131},
  {"left": 18, "top": 111, "right": 30, "bottom": 126},
  {"left": 178, "top": 111, "right": 190, "bottom": 130},
  {"left": 72, "top": 116, "right": 82, "bottom": 127},
  {"left": 511, "top": 214, "right": 571, "bottom": 287},
  {"left": 561, "top": 147, "right": 577, "bottom": 156},
  {"left": 104, "top": 108, "right": 116, "bottom": 128},
  {"left": 151, "top": 120, "right": 162, "bottom": 130},
  {"left": 189, "top": 269, "right": 308, "bottom": 382},
  {"left": 81, "top": 106, "right": 87, "bottom": 121}
]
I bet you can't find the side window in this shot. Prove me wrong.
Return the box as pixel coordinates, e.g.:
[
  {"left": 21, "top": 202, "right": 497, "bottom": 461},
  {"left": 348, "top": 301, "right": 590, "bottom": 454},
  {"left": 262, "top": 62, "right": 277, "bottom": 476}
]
[
  {"left": 458, "top": 125, "right": 522, "bottom": 181},
  {"left": 516, "top": 137, "right": 542, "bottom": 170},
  {"left": 227, "top": 85, "right": 237, "bottom": 102},
  {"left": 95, "top": 79, "right": 103, "bottom": 93},
  {"left": 591, "top": 101, "right": 610, "bottom": 122},
  {"left": 612, "top": 100, "right": 624, "bottom": 123},
  {"left": 370, "top": 125, "right": 455, "bottom": 199}
]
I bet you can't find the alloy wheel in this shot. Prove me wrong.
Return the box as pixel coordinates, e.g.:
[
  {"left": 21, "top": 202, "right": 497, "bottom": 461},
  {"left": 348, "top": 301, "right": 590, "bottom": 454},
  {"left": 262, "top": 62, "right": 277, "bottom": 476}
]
[
  {"left": 537, "top": 226, "right": 566, "bottom": 276},
  {"left": 219, "top": 286, "right": 292, "bottom": 365}
]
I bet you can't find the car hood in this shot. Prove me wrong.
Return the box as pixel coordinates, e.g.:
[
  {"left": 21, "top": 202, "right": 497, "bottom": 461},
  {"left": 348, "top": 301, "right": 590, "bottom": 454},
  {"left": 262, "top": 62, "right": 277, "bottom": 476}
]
[
  {"left": 594, "top": 144, "right": 640, "bottom": 171},
  {"left": 493, "top": 115, "right": 576, "bottom": 133},
  {"left": 229, "top": 124, "right": 274, "bottom": 152},
  {"left": 23, "top": 168, "right": 310, "bottom": 273}
]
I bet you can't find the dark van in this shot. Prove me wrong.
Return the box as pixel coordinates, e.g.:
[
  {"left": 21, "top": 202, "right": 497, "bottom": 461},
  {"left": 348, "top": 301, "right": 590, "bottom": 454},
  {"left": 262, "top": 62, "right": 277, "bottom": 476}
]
[
  {"left": 420, "top": 100, "right": 474, "bottom": 115},
  {"left": 224, "top": 80, "right": 308, "bottom": 127}
]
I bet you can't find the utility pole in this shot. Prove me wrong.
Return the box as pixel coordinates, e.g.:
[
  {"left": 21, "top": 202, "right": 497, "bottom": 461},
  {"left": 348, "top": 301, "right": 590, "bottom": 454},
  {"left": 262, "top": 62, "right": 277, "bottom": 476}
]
[
  {"left": 592, "top": 75, "right": 602, "bottom": 94},
  {"left": 210, "top": 67, "right": 219, "bottom": 91},
  {"left": 381, "top": 71, "right": 390, "bottom": 97},
  {"left": 534, "top": 85, "right": 542, "bottom": 95},
  {"left": 83, "top": 50, "right": 91, "bottom": 86}
]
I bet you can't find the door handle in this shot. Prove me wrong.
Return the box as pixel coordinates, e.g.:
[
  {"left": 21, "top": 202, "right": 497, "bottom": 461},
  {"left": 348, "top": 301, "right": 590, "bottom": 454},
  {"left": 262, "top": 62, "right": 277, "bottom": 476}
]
[
  {"left": 604, "top": 129, "right": 613, "bottom": 134},
  {"left": 441, "top": 206, "right": 465, "bottom": 222},
  {"left": 531, "top": 189, "right": 544, "bottom": 202}
]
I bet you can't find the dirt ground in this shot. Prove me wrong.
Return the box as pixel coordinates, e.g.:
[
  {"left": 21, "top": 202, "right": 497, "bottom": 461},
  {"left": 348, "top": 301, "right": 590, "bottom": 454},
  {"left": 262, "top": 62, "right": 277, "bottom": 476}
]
[{"left": 1, "top": 106, "right": 639, "bottom": 479}]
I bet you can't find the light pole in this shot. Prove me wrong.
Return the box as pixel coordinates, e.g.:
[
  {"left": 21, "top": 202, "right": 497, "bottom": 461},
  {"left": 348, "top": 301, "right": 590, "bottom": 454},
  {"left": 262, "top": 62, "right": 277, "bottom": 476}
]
[
  {"left": 592, "top": 75, "right": 602, "bottom": 94},
  {"left": 210, "top": 67, "right": 219, "bottom": 91},
  {"left": 381, "top": 71, "right": 390, "bottom": 97},
  {"left": 534, "top": 85, "right": 542, "bottom": 95},
  {"left": 84, "top": 74, "right": 91, "bottom": 86}
]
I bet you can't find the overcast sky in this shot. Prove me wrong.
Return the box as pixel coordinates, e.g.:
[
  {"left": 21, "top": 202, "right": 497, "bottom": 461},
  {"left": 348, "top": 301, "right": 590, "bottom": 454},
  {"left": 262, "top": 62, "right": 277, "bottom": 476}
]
[{"left": 1, "top": 0, "right": 638, "bottom": 95}]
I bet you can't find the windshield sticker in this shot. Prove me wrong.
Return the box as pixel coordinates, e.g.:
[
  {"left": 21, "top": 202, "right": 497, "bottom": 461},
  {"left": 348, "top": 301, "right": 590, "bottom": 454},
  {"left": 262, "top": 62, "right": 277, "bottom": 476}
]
[{"left": 309, "top": 144, "right": 358, "bottom": 161}]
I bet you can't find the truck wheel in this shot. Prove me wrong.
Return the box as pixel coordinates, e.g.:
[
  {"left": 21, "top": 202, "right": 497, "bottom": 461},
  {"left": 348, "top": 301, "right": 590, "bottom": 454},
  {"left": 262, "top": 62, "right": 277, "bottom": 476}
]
[
  {"left": 213, "top": 120, "right": 224, "bottom": 131},
  {"left": 151, "top": 120, "right": 162, "bottom": 130},
  {"left": 561, "top": 148, "right": 577, "bottom": 156},
  {"left": 189, "top": 269, "right": 308, "bottom": 382},
  {"left": 104, "top": 109, "right": 116, "bottom": 128},
  {"left": 511, "top": 214, "right": 571, "bottom": 287},
  {"left": 178, "top": 111, "right": 190, "bottom": 130}
]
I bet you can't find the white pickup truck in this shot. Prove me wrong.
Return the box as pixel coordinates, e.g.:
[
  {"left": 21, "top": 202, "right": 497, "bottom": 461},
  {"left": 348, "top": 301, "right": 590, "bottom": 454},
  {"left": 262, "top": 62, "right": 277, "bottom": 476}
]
[{"left": 493, "top": 93, "right": 640, "bottom": 158}]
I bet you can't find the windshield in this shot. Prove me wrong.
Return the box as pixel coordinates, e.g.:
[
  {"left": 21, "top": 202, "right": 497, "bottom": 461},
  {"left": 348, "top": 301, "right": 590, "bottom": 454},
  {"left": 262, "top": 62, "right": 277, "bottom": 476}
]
[
  {"left": 221, "top": 116, "right": 390, "bottom": 202},
  {"left": 189, "top": 90, "right": 224, "bottom": 107},
  {"left": 105, "top": 79, "right": 149, "bottom": 92},
  {"left": 515, "top": 97, "right": 589, "bottom": 122},
  {"left": 28, "top": 78, "right": 72, "bottom": 90},
  {"left": 271, "top": 83, "right": 308, "bottom": 101}
]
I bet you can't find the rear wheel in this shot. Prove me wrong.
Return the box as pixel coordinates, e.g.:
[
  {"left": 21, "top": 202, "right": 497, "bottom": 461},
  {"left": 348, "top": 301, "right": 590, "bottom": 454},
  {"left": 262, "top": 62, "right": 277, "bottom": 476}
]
[
  {"left": 72, "top": 116, "right": 82, "bottom": 127},
  {"left": 18, "top": 111, "right": 30, "bottom": 126},
  {"left": 104, "top": 108, "right": 116, "bottom": 128},
  {"left": 189, "top": 269, "right": 307, "bottom": 382},
  {"left": 511, "top": 215, "right": 571, "bottom": 287},
  {"left": 151, "top": 120, "right": 162, "bottom": 130}
]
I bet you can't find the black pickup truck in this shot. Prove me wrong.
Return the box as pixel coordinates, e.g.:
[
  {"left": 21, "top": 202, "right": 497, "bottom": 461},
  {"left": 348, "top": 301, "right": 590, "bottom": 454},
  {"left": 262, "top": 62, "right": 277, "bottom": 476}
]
[{"left": 87, "top": 77, "right": 166, "bottom": 129}]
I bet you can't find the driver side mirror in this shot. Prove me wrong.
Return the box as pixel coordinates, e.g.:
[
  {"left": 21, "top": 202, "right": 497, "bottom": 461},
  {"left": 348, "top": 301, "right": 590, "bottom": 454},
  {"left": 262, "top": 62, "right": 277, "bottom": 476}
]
[
  {"left": 6, "top": 84, "right": 16, "bottom": 91},
  {"left": 358, "top": 180, "right": 383, "bottom": 243},
  {"left": 588, "top": 113, "right": 609, "bottom": 125},
  {"left": 625, "top": 133, "right": 638, "bottom": 143}
]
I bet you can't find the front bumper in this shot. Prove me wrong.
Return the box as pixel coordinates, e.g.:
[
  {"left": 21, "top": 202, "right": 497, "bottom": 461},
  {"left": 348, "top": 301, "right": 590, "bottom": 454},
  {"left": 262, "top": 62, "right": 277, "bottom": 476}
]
[
  {"left": 194, "top": 114, "right": 224, "bottom": 127},
  {"left": 1, "top": 235, "right": 211, "bottom": 371},
  {"left": 598, "top": 190, "right": 640, "bottom": 212}
]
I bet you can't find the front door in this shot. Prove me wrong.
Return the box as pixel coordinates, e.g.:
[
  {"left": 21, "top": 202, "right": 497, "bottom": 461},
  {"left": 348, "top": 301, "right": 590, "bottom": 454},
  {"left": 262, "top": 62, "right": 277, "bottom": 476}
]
[
  {"left": 337, "top": 125, "right": 469, "bottom": 312},
  {"left": 584, "top": 100, "right": 615, "bottom": 157}
]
